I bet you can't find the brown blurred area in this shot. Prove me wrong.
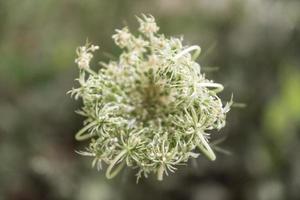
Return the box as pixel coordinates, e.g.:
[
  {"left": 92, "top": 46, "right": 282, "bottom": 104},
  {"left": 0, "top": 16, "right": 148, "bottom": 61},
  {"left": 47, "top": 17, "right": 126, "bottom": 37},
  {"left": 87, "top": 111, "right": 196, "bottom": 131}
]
[{"left": 0, "top": 0, "right": 300, "bottom": 200}]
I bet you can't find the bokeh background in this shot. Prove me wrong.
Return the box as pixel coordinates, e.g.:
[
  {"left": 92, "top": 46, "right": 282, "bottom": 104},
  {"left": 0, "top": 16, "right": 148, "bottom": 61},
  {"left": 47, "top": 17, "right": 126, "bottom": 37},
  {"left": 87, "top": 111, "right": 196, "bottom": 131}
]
[{"left": 1, "top": 0, "right": 300, "bottom": 200}]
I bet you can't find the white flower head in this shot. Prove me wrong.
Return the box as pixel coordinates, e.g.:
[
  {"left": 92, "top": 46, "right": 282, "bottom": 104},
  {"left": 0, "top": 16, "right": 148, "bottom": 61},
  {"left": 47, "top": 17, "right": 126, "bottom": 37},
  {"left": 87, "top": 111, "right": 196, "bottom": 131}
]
[
  {"left": 137, "top": 14, "right": 159, "bottom": 35},
  {"left": 70, "top": 15, "right": 232, "bottom": 182},
  {"left": 120, "top": 51, "right": 140, "bottom": 66},
  {"left": 75, "top": 43, "right": 99, "bottom": 69},
  {"left": 131, "top": 36, "right": 149, "bottom": 53},
  {"left": 112, "top": 27, "right": 132, "bottom": 48}
]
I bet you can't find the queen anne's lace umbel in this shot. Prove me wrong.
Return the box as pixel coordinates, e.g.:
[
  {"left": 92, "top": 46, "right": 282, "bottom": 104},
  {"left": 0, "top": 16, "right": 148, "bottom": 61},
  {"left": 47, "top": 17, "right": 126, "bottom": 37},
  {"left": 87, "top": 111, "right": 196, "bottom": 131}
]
[{"left": 70, "top": 15, "right": 232, "bottom": 182}]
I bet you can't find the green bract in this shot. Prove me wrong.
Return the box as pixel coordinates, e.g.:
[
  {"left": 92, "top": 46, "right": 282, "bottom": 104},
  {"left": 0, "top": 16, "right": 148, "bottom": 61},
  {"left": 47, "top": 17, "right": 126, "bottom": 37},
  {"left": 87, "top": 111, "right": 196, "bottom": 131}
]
[{"left": 69, "top": 15, "right": 232, "bottom": 182}]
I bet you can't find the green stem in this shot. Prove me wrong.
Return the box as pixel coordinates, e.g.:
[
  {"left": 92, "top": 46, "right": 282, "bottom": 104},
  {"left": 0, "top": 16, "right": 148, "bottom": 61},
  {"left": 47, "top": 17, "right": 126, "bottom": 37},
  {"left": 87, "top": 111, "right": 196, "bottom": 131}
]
[
  {"left": 198, "top": 82, "right": 224, "bottom": 93},
  {"left": 157, "top": 165, "right": 165, "bottom": 181},
  {"left": 175, "top": 45, "right": 201, "bottom": 61},
  {"left": 106, "top": 150, "right": 127, "bottom": 179},
  {"left": 84, "top": 68, "right": 97, "bottom": 76},
  {"left": 75, "top": 121, "right": 98, "bottom": 141},
  {"left": 197, "top": 133, "right": 216, "bottom": 161}
]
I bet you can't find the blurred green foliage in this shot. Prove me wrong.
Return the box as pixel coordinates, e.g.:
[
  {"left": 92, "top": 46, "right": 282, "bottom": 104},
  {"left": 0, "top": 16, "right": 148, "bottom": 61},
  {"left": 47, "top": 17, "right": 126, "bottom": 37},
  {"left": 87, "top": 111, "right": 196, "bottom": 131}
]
[
  {"left": 0, "top": 0, "right": 300, "bottom": 200},
  {"left": 264, "top": 66, "right": 300, "bottom": 146}
]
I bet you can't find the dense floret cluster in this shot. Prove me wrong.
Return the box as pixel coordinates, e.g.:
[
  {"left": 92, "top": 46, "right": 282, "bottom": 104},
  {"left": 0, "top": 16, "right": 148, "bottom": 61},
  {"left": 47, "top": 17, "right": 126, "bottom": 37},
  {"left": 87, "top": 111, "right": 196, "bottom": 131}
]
[{"left": 70, "top": 15, "right": 232, "bottom": 181}]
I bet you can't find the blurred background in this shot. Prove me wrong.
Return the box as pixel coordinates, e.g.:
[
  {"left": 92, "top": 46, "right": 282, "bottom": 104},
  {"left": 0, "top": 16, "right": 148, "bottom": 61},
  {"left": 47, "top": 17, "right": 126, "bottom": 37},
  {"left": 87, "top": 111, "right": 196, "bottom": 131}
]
[{"left": 0, "top": 0, "right": 300, "bottom": 200}]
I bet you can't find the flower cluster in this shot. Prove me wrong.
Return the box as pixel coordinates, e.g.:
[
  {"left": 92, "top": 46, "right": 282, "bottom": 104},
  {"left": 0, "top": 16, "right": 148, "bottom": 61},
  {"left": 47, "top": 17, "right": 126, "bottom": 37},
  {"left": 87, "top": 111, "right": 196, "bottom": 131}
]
[
  {"left": 69, "top": 14, "right": 232, "bottom": 182},
  {"left": 75, "top": 44, "right": 99, "bottom": 69}
]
